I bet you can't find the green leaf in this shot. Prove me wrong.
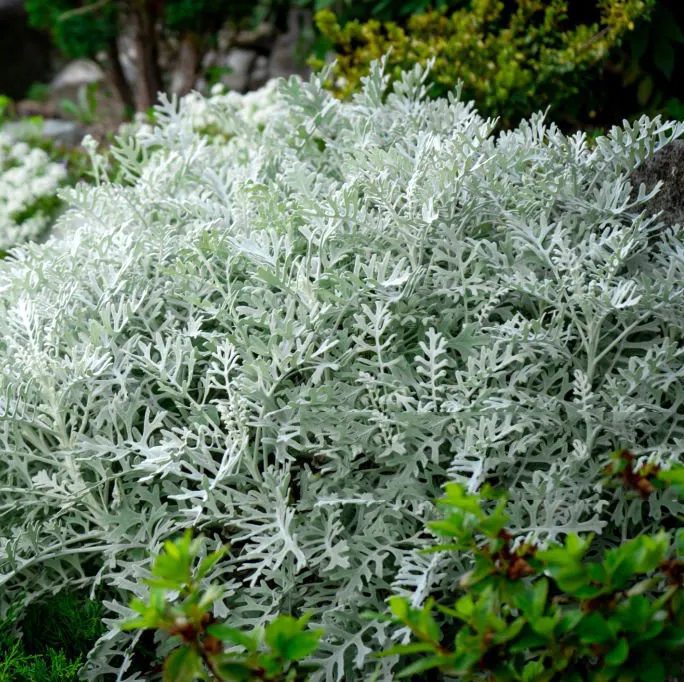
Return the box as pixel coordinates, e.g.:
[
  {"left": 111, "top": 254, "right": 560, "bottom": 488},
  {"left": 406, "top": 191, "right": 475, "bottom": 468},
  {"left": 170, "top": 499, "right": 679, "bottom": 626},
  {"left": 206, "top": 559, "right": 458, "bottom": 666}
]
[
  {"left": 196, "top": 547, "right": 227, "bottom": 581},
  {"left": 531, "top": 578, "right": 548, "bottom": 619},
  {"left": 604, "top": 638, "right": 629, "bottom": 666},
  {"left": 417, "top": 602, "right": 442, "bottom": 642},
  {"left": 264, "top": 615, "right": 303, "bottom": 656},
  {"left": 120, "top": 616, "right": 153, "bottom": 631},
  {"left": 128, "top": 597, "right": 151, "bottom": 616},
  {"left": 576, "top": 613, "right": 615, "bottom": 644},
  {"left": 633, "top": 618, "right": 665, "bottom": 642},
  {"left": 206, "top": 624, "right": 258, "bottom": 652},
  {"left": 549, "top": 566, "right": 590, "bottom": 593},
  {"left": 634, "top": 649, "right": 665, "bottom": 682},
  {"left": 436, "top": 484, "right": 485, "bottom": 518},
  {"left": 630, "top": 21, "right": 650, "bottom": 60},
  {"left": 397, "top": 655, "right": 450, "bottom": 678},
  {"left": 521, "top": 660, "right": 546, "bottom": 682},
  {"left": 676, "top": 530, "right": 684, "bottom": 556},
  {"left": 529, "top": 616, "right": 557, "bottom": 638},
  {"left": 378, "top": 642, "right": 436, "bottom": 657},
  {"left": 144, "top": 577, "right": 188, "bottom": 591},
  {"left": 661, "top": 7, "right": 684, "bottom": 41},
  {"left": 658, "top": 628, "right": 684, "bottom": 649},
  {"left": 296, "top": 612, "right": 314, "bottom": 628},
  {"left": 508, "top": 631, "right": 549, "bottom": 652},
  {"left": 427, "top": 519, "right": 468, "bottom": 539},
  {"left": 637, "top": 76, "right": 654, "bottom": 106},
  {"left": 282, "top": 631, "right": 323, "bottom": 661},
  {"left": 658, "top": 467, "right": 684, "bottom": 484},
  {"left": 152, "top": 531, "right": 196, "bottom": 586},
  {"left": 538, "top": 535, "right": 590, "bottom": 566},
  {"left": 557, "top": 609, "right": 584, "bottom": 635},
  {"left": 163, "top": 646, "right": 203, "bottom": 682},
  {"left": 198, "top": 584, "right": 224, "bottom": 610},
  {"left": 653, "top": 40, "right": 675, "bottom": 79},
  {"left": 454, "top": 594, "right": 474, "bottom": 619},
  {"left": 214, "top": 658, "right": 254, "bottom": 681},
  {"left": 616, "top": 595, "right": 652, "bottom": 632},
  {"left": 388, "top": 596, "right": 409, "bottom": 621}
]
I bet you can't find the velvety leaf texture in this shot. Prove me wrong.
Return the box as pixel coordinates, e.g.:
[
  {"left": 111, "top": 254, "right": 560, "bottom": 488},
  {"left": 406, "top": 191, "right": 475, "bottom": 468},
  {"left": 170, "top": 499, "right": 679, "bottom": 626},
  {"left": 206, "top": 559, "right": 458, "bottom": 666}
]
[{"left": 1, "top": 61, "right": 684, "bottom": 680}]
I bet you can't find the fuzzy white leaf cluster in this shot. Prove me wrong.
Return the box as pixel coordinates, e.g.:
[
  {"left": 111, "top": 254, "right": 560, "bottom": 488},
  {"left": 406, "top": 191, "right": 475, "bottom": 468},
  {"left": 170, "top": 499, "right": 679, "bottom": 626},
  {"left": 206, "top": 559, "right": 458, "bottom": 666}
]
[
  {"left": 181, "top": 78, "right": 283, "bottom": 134},
  {"left": 0, "top": 131, "right": 66, "bottom": 251},
  {"left": 1, "top": 62, "right": 684, "bottom": 679}
]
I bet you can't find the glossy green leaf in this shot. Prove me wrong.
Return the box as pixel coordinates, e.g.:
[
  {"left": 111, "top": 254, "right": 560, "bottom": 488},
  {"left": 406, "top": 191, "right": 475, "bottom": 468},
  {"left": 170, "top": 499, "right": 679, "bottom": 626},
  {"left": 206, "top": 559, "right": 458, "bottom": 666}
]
[
  {"left": 576, "top": 613, "right": 615, "bottom": 644},
  {"left": 604, "top": 638, "right": 629, "bottom": 666},
  {"left": 283, "top": 631, "right": 325, "bottom": 661},
  {"left": 163, "top": 645, "right": 203, "bottom": 682},
  {"left": 213, "top": 658, "right": 254, "bottom": 681},
  {"left": 206, "top": 624, "right": 258, "bottom": 652},
  {"left": 196, "top": 547, "right": 228, "bottom": 581},
  {"left": 396, "top": 654, "right": 451, "bottom": 678}
]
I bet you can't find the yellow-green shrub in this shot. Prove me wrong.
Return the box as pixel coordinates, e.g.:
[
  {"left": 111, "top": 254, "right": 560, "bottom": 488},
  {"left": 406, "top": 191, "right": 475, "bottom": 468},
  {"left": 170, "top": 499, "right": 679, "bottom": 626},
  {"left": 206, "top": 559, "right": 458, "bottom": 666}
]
[{"left": 314, "top": 0, "right": 654, "bottom": 127}]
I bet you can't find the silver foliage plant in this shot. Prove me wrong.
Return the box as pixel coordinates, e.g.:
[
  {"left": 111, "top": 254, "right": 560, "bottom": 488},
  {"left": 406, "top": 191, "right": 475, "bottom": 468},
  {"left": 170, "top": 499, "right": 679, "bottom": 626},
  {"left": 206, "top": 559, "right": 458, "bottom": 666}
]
[{"left": 2, "top": 60, "right": 684, "bottom": 679}]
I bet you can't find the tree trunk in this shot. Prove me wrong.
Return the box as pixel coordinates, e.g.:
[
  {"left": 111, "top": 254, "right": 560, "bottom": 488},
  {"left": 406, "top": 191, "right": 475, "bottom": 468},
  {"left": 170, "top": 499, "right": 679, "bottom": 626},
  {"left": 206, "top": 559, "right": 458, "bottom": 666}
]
[
  {"left": 133, "top": 0, "right": 163, "bottom": 110},
  {"left": 174, "top": 32, "right": 202, "bottom": 97},
  {"left": 106, "top": 37, "right": 135, "bottom": 117}
]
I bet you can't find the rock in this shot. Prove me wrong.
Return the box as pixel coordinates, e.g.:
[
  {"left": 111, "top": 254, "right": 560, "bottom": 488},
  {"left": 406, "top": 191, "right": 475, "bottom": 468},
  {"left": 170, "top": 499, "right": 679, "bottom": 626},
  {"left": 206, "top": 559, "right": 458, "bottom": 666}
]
[
  {"left": 16, "top": 99, "right": 60, "bottom": 119},
  {"left": 4, "top": 118, "right": 84, "bottom": 147},
  {"left": 50, "top": 60, "right": 104, "bottom": 101},
  {"left": 248, "top": 55, "right": 270, "bottom": 90},
  {"left": 210, "top": 48, "right": 258, "bottom": 92},
  {"left": 41, "top": 119, "right": 84, "bottom": 146},
  {"left": 268, "top": 9, "right": 311, "bottom": 81},
  {"left": 631, "top": 140, "right": 684, "bottom": 228},
  {"left": 2, "top": 119, "right": 42, "bottom": 142}
]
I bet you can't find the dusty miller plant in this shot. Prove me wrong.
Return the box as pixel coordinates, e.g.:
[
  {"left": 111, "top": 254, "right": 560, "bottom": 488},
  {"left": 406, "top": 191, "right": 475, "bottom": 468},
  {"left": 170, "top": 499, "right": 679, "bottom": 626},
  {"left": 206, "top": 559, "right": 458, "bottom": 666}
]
[
  {"left": 0, "top": 131, "right": 66, "bottom": 253},
  {"left": 1, "top": 59, "right": 684, "bottom": 680}
]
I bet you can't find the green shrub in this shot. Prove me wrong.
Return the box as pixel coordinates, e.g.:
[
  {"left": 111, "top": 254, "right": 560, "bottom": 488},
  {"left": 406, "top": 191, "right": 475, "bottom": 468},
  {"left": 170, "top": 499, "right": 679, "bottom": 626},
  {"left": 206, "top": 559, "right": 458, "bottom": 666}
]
[
  {"left": 314, "top": 0, "right": 654, "bottom": 127},
  {"left": 385, "top": 458, "right": 684, "bottom": 681},
  {"left": 122, "top": 531, "right": 323, "bottom": 681},
  {"left": 1, "top": 63, "right": 684, "bottom": 678},
  {"left": 617, "top": 2, "right": 684, "bottom": 119},
  {"left": 0, "top": 593, "right": 104, "bottom": 681}
]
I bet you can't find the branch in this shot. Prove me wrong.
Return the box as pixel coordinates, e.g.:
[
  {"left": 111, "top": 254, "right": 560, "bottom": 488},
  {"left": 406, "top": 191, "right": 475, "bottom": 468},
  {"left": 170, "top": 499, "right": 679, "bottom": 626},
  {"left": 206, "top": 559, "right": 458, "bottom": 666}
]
[{"left": 58, "top": 0, "right": 112, "bottom": 22}]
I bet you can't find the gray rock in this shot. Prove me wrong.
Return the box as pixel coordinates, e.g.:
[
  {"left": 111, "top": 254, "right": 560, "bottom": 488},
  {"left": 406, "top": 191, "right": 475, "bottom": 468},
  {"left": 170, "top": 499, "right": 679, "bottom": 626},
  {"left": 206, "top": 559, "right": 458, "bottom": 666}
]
[
  {"left": 2, "top": 119, "right": 43, "bottom": 141},
  {"left": 41, "top": 119, "right": 84, "bottom": 146},
  {"left": 213, "top": 48, "right": 258, "bottom": 92},
  {"left": 631, "top": 140, "right": 684, "bottom": 228},
  {"left": 248, "top": 55, "right": 270, "bottom": 90},
  {"left": 4, "top": 118, "right": 84, "bottom": 147},
  {"left": 50, "top": 60, "right": 104, "bottom": 101},
  {"left": 268, "top": 9, "right": 311, "bottom": 80}
]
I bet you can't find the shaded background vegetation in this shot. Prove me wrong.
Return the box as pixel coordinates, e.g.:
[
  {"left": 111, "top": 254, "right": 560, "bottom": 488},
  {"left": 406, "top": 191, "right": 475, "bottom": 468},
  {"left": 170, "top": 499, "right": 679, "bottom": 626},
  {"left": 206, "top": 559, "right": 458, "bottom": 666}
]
[{"left": 0, "top": 0, "right": 681, "bottom": 128}]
